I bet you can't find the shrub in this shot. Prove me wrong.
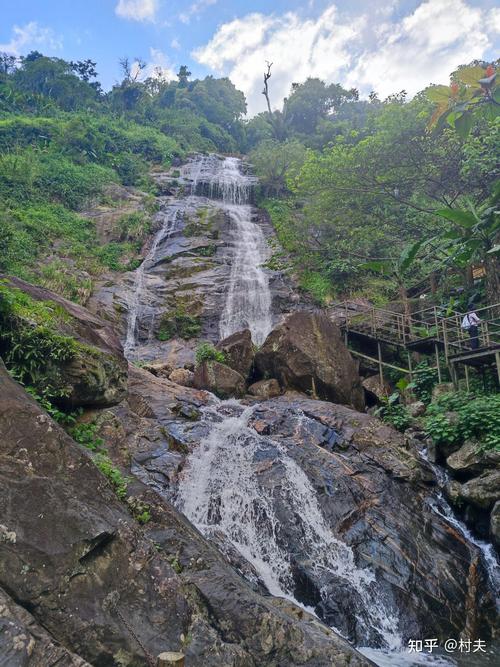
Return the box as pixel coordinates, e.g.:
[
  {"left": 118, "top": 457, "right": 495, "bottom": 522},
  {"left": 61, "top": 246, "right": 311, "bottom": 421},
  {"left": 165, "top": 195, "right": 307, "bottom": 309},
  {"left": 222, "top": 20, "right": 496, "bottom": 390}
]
[
  {"left": 157, "top": 309, "right": 201, "bottom": 341},
  {"left": 195, "top": 342, "right": 226, "bottom": 365},
  {"left": 425, "top": 391, "right": 500, "bottom": 451},
  {"left": 375, "top": 391, "right": 411, "bottom": 431}
]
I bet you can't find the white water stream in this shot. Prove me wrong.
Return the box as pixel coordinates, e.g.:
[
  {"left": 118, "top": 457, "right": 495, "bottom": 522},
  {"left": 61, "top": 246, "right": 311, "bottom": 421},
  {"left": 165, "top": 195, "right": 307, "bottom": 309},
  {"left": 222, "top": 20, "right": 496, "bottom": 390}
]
[
  {"left": 177, "top": 401, "right": 402, "bottom": 651},
  {"left": 123, "top": 154, "right": 273, "bottom": 358}
]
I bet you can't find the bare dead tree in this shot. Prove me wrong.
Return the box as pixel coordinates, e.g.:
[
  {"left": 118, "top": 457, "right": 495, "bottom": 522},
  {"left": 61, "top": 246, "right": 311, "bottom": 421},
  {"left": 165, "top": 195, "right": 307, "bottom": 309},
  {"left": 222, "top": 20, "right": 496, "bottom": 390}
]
[{"left": 262, "top": 61, "right": 273, "bottom": 116}]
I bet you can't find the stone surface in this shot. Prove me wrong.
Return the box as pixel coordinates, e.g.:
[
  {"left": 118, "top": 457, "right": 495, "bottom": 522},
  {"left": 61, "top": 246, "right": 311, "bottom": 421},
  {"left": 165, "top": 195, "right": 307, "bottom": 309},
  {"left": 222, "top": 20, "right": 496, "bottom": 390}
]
[
  {"left": 193, "top": 360, "right": 246, "bottom": 398},
  {"left": 3, "top": 276, "right": 128, "bottom": 408},
  {"left": 248, "top": 378, "right": 281, "bottom": 399},
  {"left": 460, "top": 470, "right": 500, "bottom": 510},
  {"left": 431, "top": 383, "right": 455, "bottom": 402},
  {"left": 0, "top": 361, "right": 372, "bottom": 666},
  {"left": 0, "top": 586, "right": 91, "bottom": 667},
  {"left": 446, "top": 440, "right": 500, "bottom": 479},
  {"left": 362, "top": 375, "right": 392, "bottom": 403},
  {"left": 169, "top": 367, "right": 194, "bottom": 387},
  {"left": 255, "top": 311, "right": 364, "bottom": 410},
  {"left": 407, "top": 401, "right": 426, "bottom": 418},
  {"left": 490, "top": 501, "right": 500, "bottom": 550},
  {"left": 217, "top": 328, "right": 254, "bottom": 379}
]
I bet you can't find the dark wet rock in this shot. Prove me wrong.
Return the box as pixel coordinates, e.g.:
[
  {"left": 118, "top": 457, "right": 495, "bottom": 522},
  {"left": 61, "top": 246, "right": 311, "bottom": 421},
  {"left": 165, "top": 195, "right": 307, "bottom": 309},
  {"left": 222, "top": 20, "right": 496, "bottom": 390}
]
[
  {"left": 255, "top": 311, "right": 364, "bottom": 410},
  {"left": 248, "top": 378, "right": 281, "bottom": 399},
  {"left": 446, "top": 441, "right": 500, "bottom": 479},
  {"left": 217, "top": 328, "right": 254, "bottom": 379},
  {"left": 362, "top": 375, "right": 391, "bottom": 403},
  {"left": 0, "top": 361, "right": 372, "bottom": 667},
  {"left": 490, "top": 501, "right": 500, "bottom": 550},
  {"left": 193, "top": 360, "right": 246, "bottom": 398},
  {"left": 0, "top": 586, "right": 90, "bottom": 667},
  {"left": 2, "top": 276, "right": 128, "bottom": 408}
]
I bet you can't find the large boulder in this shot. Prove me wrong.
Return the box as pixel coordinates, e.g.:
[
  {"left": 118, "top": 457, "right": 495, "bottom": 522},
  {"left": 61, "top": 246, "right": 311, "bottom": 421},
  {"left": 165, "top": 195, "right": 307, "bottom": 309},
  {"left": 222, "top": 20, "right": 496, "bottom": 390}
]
[
  {"left": 2, "top": 276, "right": 127, "bottom": 408},
  {"left": 460, "top": 470, "right": 500, "bottom": 510},
  {"left": 446, "top": 441, "right": 500, "bottom": 479},
  {"left": 217, "top": 328, "right": 254, "bottom": 379},
  {"left": 0, "top": 361, "right": 371, "bottom": 666},
  {"left": 362, "top": 375, "right": 391, "bottom": 404},
  {"left": 193, "top": 360, "right": 246, "bottom": 398},
  {"left": 255, "top": 311, "right": 364, "bottom": 410},
  {"left": 248, "top": 378, "right": 281, "bottom": 399}
]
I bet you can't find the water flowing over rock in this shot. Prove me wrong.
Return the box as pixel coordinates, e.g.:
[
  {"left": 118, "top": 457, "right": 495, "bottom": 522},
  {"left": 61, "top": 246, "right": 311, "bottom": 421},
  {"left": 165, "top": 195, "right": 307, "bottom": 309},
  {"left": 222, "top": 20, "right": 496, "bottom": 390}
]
[
  {"left": 0, "top": 360, "right": 372, "bottom": 666},
  {"left": 100, "top": 154, "right": 278, "bottom": 362},
  {"left": 174, "top": 396, "right": 498, "bottom": 656}
]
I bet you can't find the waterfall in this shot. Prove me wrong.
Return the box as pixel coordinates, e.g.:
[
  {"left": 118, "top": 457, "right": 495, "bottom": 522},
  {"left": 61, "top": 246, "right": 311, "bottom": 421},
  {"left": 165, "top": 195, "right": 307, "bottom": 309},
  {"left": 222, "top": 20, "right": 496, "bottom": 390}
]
[
  {"left": 176, "top": 401, "right": 402, "bottom": 651},
  {"left": 123, "top": 154, "right": 273, "bottom": 357},
  {"left": 420, "top": 449, "right": 500, "bottom": 607},
  {"left": 124, "top": 203, "right": 183, "bottom": 358},
  {"left": 190, "top": 155, "right": 273, "bottom": 345}
]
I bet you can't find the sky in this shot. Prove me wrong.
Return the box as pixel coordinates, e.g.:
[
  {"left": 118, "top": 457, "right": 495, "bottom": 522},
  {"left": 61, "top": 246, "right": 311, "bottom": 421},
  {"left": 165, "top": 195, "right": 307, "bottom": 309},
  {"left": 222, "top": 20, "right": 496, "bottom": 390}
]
[{"left": 1, "top": 0, "right": 499, "bottom": 115}]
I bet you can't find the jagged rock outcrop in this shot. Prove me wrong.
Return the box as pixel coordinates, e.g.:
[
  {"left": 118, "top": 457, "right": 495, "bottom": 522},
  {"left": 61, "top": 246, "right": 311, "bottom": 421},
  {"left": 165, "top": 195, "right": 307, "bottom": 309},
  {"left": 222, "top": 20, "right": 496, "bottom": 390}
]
[
  {"left": 0, "top": 360, "right": 372, "bottom": 666},
  {"left": 217, "top": 328, "right": 254, "bottom": 379},
  {"left": 193, "top": 360, "right": 246, "bottom": 398},
  {"left": 255, "top": 311, "right": 364, "bottom": 410},
  {"left": 2, "top": 276, "right": 127, "bottom": 407}
]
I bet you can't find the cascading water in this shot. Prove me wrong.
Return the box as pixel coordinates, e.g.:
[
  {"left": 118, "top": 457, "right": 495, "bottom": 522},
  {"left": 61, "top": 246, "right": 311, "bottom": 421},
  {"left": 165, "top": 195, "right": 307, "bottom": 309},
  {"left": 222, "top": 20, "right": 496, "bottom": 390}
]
[
  {"left": 124, "top": 203, "right": 184, "bottom": 358},
  {"left": 191, "top": 155, "right": 273, "bottom": 345},
  {"left": 177, "top": 401, "right": 402, "bottom": 651},
  {"left": 123, "top": 154, "right": 273, "bottom": 358},
  {"left": 420, "top": 449, "right": 500, "bottom": 608}
]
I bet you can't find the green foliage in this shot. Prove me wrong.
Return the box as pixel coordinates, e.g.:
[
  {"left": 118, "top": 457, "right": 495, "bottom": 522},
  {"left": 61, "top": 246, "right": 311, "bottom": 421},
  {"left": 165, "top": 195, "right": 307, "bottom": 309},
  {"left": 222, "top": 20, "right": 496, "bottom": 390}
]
[
  {"left": 425, "top": 392, "right": 500, "bottom": 451},
  {"left": 195, "top": 342, "right": 226, "bottom": 365},
  {"left": 70, "top": 422, "right": 105, "bottom": 451},
  {"left": 0, "top": 284, "right": 77, "bottom": 400},
  {"left": 410, "top": 361, "right": 439, "bottom": 404},
  {"left": 94, "top": 453, "right": 129, "bottom": 500},
  {"left": 375, "top": 392, "right": 411, "bottom": 431},
  {"left": 157, "top": 308, "right": 202, "bottom": 341},
  {"left": 426, "top": 63, "right": 499, "bottom": 138}
]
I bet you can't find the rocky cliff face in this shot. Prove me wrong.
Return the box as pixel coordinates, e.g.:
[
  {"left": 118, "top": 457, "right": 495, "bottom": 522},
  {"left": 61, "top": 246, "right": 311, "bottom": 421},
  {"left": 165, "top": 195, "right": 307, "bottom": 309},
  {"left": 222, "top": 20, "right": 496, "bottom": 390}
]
[{"left": 1, "top": 154, "right": 498, "bottom": 666}]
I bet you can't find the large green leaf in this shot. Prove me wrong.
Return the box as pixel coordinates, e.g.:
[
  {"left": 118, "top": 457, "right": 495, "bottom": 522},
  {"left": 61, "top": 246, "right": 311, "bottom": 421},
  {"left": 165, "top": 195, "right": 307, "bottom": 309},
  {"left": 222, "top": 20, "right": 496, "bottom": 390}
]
[
  {"left": 359, "top": 260, "right": 391, "bottom": 274},
  {"left": 426, "top": 85, "right": 451, "bottom": 103},
  {"left": 454, "top": 111, "right": 473, "bottom": 139},
  {"left": 399, "top": 238, "right": 427, "bottom": 273},
  {"left": 455, "top": 66, "right": 486, "bottom": 86},
  {"left": 436, "top": 208, "right": 477, "bottom": 228}
]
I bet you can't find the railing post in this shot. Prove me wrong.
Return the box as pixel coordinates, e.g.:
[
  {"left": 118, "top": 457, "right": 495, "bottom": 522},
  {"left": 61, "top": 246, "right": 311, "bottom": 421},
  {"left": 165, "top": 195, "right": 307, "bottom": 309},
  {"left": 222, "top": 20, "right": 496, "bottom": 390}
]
[
  {"left": 377, "top": 341, "right": 384, "bottom": 386},
  {"left": 435, "top": 342, "right": 442, "bottom": 383}
]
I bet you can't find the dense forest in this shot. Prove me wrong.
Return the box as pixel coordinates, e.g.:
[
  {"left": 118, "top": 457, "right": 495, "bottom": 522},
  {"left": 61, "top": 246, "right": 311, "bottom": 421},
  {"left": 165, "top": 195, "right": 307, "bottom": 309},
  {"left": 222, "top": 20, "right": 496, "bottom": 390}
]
[{"left": 1, "top": 52, "right": 499, "bottom": 309}]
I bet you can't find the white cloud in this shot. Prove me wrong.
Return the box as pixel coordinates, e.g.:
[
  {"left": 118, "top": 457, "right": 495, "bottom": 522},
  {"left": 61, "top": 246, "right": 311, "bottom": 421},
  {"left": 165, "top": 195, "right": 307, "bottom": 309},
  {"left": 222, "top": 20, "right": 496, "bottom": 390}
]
[
  {"left": 193, "top": 6, "right": 361, "bottom": 115},
  {"left": 347, "top": 0, "right": 491, "bottom": 98},
  {"left": 171, "top": 37, "right": 181, "bottom": 50},
  {"left": 193, "top": 0, "right": 499, "bottom": 116},
  {"left": 115, "top": 0, "right": 159, "bottom": 22},
  {"left": 179, "top": 0, "right": 217, "bottom": 25},
  {"left": 0, "top": 21, "right": 63, "bottom": 56}
]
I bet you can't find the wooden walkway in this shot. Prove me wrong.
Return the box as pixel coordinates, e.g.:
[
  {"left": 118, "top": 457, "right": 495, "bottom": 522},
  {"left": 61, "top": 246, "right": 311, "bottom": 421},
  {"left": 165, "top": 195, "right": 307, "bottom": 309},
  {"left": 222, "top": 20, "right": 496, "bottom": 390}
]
[{"left": 329, "top": 301, "right": 500, "bottom": 389}]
